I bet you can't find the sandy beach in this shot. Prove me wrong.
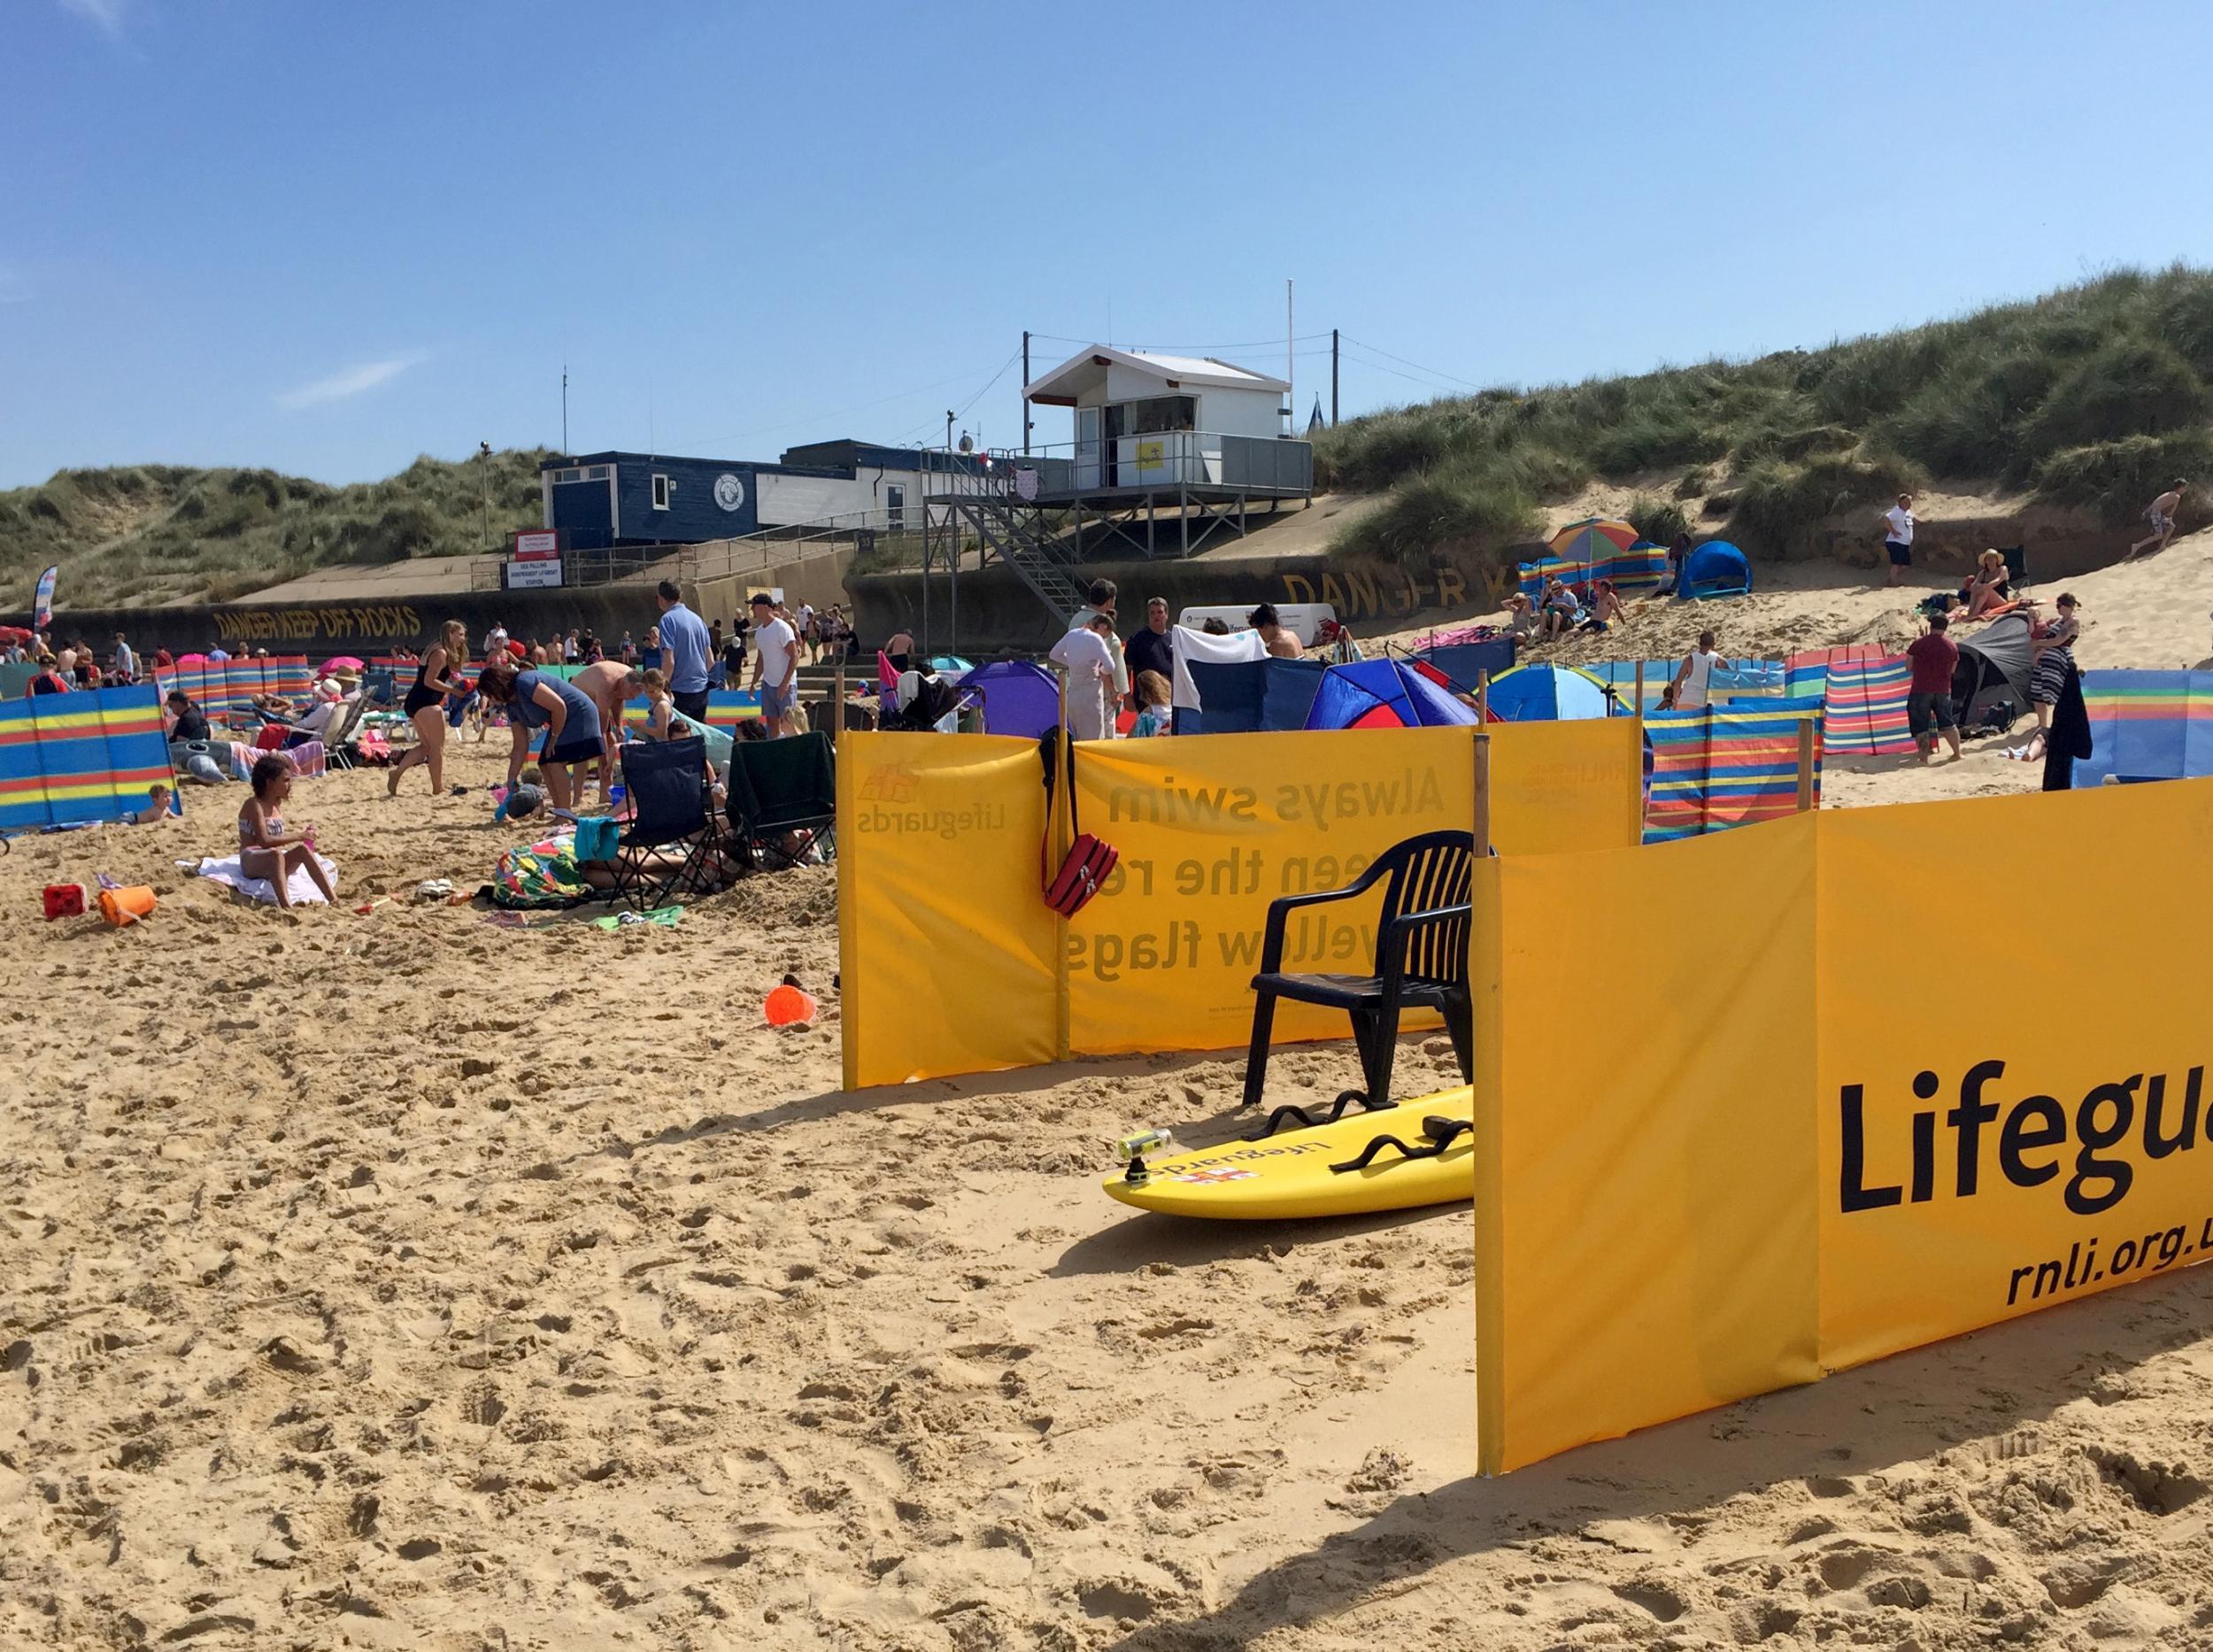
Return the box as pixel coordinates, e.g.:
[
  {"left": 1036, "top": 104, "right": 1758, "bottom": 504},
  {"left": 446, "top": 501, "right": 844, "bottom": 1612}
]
[{"left": 7, "top": 532, "right": 2213, "bottom": 1649}]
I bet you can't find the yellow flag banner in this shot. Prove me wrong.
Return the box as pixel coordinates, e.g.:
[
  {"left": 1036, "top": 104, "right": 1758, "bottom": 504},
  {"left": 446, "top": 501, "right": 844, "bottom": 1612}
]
[
  {"left": 1474, "top": 776, "right": 2213, "bottom": 1474},
  {"left": 1473, "top": 815, "right": 1821, "bottom": 1475},
  {"left": 1068, "top": 721, "right": 1644, "bottom": 1059},
  {"left": 837, "top": 732, "right": 1059, "bottom": 1089}
]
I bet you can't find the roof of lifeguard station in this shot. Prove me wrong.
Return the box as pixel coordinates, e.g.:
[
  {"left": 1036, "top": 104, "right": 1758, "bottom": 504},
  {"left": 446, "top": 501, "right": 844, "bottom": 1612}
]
[{"left": 1023, "top": 344, "right": 1292, "bottom": 406}]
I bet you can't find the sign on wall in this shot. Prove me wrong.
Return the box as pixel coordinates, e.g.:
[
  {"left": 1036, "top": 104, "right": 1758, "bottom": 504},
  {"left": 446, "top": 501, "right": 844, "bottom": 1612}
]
[
  {"left": 513, "top": 529, "right": 560, "bottom": 560},
  {"left": 507, "top": 560, "right": 563, "bottom": 590}
]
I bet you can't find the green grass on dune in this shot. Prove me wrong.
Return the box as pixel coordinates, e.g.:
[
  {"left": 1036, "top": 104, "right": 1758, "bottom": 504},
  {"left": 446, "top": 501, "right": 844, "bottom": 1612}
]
[
  {"left": 0, "top": 448, "right": 555, "bottom": 609},
  {"left": 1320, "top": 266, "right": 2213, "bottom": 567}
]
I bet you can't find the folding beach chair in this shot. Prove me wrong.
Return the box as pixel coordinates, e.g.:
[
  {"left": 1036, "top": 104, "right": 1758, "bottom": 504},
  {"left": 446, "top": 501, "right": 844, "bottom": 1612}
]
[
  {"left": 604, "top": 735, "right": 716, "bottom": 911},
  {"left": 320, "top": 695, "right": 374, "bottom": 771},
  {"left": 727, "top": 731, "right": 837, "bottom": 871},
  {"left": 1242, "top": 830, "right": 1476, "bottom": 1115}
]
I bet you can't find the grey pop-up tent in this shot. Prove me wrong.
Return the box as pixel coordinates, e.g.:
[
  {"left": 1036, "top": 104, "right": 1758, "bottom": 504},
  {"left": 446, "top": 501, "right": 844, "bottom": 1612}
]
[{"left": 1950, "top": 613, "right": 2035, "bottom": 730}]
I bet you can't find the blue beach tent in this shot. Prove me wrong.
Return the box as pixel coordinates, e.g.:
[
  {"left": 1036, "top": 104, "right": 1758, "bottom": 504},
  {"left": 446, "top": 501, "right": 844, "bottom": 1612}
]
[
  {"left": 1678, "top": 541, "right": 1753, "bottom": 600},
  {"left": 1483, "top": 662, "right": 1617, "bottom": 722}
]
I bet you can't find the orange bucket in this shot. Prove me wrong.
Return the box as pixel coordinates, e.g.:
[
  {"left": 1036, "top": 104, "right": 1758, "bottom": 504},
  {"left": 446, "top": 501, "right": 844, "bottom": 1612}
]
[
  {"left": 764, "top": 983, "right": 817, "bottom": 1027},
  {"left": 96, "top": 885, "right": 157, "bottom": 926}
]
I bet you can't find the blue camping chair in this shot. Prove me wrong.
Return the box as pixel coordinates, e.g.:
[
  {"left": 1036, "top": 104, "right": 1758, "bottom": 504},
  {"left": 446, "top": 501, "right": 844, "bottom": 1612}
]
[{"left": 605, "top": 735, "right": 717, "bottom": 910}]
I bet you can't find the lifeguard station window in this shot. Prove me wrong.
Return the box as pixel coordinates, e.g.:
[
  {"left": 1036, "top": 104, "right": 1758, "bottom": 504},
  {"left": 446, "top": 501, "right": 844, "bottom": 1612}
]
[{"left": 1130, "top": 396, "right": 1198, "bottom": 435}]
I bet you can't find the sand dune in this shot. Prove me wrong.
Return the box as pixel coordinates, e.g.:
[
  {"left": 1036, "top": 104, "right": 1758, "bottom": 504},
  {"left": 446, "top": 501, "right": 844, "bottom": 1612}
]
[{"left": 6, "top": 531, "right": 2213, "bottom": 1648}]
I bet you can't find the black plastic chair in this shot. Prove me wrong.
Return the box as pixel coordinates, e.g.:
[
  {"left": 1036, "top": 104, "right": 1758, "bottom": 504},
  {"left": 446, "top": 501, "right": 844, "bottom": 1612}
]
[
  {"left": 607, "top": 735, "right": 715, "bottom": 909},
  {"left": 727, "top": 731, "right": 837, "bottom": 871},
  {"left": 1242, "top": 830, "right": 1476, "bottom": 1112}
]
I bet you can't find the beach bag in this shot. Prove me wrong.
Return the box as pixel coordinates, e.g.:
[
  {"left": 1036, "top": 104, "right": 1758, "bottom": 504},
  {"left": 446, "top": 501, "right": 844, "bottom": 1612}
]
[{"left": 1039, "top": 731, "right": 1118, "bottom": 916}]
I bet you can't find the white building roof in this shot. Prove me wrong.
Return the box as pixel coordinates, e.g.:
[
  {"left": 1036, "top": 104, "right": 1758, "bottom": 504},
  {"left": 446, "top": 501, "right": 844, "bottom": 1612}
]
[{"left": 1023, "top": 344, "right": 1292, "bottom": 406}]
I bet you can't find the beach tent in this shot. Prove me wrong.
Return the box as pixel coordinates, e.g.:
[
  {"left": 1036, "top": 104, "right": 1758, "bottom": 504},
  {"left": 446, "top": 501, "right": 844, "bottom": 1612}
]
[
  {"left": 1178, "top": 658, "right": 1326, "bottom": 735},
  {"left": 958, "top": 660, "right": 1063, "bottom": 740},
  {"left": 1677, "top": 542, "right": 1753, "bottom": 600},
  {"left": 1950, "top": 614, "right": 2034, "bottom": 727},
  {"left": 1483, "top": 662, "right": 1616, "bottom": 722},
  {"left": 2072, "top": 670, "right": 2213, "bottom": 786},
  {"left": 1304, "top": 659, "right": 1480, "bottom": 730}
]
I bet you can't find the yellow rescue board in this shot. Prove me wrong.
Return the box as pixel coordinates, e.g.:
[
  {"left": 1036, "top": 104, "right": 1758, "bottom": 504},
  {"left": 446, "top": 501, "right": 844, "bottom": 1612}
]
[{"left": 1103, "top": 1085, "right": 1474, "bottom": 1220}]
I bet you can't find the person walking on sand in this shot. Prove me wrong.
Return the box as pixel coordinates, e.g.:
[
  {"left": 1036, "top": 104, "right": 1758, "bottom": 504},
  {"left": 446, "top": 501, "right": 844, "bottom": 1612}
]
[
  {"left": 1670, "top": 629, "right": 1728, "bottom": 711},
  {"left": 387, "top": 620, "right": 470, "bottom": 797},
  {"left": 1881, "top": 492, "right": 1916, "bottom": 588},
  {"left": 1906, "top": 614, "right": 1962, "bottom": 764},
  {"left": 2127, "top": 479, "right": 2189, "bottom": 559},
  {"left": 747, "top": 591, "right": 800, "bottom": 738}
]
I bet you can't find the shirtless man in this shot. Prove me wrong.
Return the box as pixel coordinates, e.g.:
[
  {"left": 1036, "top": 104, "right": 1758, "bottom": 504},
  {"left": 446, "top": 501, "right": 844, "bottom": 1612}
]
[
  {"left": 2127, "top": 479, "right": 2189, "bottom": 560},
  {"left": 1247, "top": 602, "right": 1304, "bottom": 660},
  {"left": 569, "top": 658, "right": 644, "bottom": 802}
]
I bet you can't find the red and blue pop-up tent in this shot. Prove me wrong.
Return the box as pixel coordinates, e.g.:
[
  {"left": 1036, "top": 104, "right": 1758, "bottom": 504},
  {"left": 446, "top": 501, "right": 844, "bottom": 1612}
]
[{"left": 1304, "top": 659, "right": 1481, "bottom": 730}]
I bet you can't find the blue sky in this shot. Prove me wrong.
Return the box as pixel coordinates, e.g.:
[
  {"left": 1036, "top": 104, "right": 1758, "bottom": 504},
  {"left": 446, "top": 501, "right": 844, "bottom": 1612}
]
[{"left": 4, "top": 0, "right": 2209, "bottom": 489}]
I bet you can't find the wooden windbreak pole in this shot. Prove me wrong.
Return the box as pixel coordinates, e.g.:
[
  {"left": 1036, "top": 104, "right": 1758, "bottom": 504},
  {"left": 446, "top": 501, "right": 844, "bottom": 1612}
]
[
  {"left": 1635, "top": 660, "right": 1646, "bottom": 714},
  {"left": 1796, "top": 716, "right": 1817, "bottom": 812},
  {"left": 833, "top": 663, "right": 846, "bottom": 749},
  {"left": 1475, "top": 669, "right": 1489, "bottom": 724},
  {"left": 1473, "top": 729, "right": 1492, "bottom": 858}
]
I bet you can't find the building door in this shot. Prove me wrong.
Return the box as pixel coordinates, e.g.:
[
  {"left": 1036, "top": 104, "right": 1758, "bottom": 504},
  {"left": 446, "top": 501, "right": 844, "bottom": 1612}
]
[
  {"left": 886, "top": 484, "right": 906, "bottom": 531},
  {"left": 1074, "top": 406, "right": 1101, "bottom": 490},
  {"left": 1101, "top": 402, "right": 1125, "bottom": 489}
]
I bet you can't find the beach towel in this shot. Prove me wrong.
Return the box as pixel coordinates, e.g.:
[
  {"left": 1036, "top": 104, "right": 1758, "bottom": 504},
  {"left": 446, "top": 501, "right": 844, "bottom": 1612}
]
[
  {"left": 489, "top": 830, "right": 591, "bottom": 908},
  {"left": 1168, "top": 624, "right": 1268, "bottom": 710},
  {"left": 194, "top": 851, "right": 341, "bottom": 907}
]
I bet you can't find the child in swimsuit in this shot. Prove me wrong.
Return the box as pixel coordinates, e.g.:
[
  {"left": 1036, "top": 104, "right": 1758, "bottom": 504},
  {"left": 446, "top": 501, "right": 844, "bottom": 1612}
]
[{"left": 239, "top": 753, "right": 336, "bottom": 909}]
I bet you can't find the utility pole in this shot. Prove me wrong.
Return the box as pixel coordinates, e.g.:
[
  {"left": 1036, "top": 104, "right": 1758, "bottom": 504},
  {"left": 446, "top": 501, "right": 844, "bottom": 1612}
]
[
  {"left": 1331, "top": 328, "right": 1339, "bottom": 427},
  {"left": 561, "top": 363, "right": 568, "bottom": 455},
  {"left": 1021, "top": 329, "right": 1031, "bottom": 455},
  {"left": 1285, "top": 278, "right": 1294, "bottom": 436},
  {"left": 477, "top": 440, "right": 492, "bottom": 552}
]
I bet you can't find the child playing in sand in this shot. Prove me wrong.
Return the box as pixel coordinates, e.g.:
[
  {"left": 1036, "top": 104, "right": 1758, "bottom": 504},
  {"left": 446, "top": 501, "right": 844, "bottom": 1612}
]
[
  {"left": 494, "top": 764, "right": 549, "bottom": 824},
  {"left": 239, "top": 753, "right": 337, "bottom": 909},
  {"left": 128, "top": 783, "right": 173, "bottom": 825}
]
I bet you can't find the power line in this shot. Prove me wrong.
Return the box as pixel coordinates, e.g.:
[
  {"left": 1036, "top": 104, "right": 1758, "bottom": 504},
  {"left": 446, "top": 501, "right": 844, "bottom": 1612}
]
[
  {"left": 1338, "top": 345, "right": 1480, "bottom": 398},
  {"left": 1341, "top": 334, "right": 1484, "bottom": 392},
  {"left": 886, "top": 350, "right": 1023, "bottom": 444}
]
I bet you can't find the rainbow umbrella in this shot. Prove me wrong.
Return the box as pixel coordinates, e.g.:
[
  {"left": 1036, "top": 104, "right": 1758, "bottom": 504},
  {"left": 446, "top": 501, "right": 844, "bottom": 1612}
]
[{"left": 1547, "top": 518, "right": 1642, "bottom": 579}]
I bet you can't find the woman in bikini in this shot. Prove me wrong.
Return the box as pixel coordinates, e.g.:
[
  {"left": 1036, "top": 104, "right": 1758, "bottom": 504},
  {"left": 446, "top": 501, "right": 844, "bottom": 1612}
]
[
  {"left": 239, "top": 753, "right": 335, "bottom": 909},
  {"left": 387, "top": 619, "right": 470, "bottom": 796},
  {"left": 1959, "top": 550, "right": 2012, "bottom": 621}
]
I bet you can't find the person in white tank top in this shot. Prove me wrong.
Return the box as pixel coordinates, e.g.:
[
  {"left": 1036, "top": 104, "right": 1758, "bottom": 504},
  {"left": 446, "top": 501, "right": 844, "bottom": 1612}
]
[{"left": 1673, "top": 630, "right": 1725, "bottom": 710}]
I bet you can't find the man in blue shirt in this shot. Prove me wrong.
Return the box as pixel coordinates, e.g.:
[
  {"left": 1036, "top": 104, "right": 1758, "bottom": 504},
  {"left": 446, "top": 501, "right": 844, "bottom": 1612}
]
[{"left": 654, "top": 579, "right": 713, "bottom": 720}]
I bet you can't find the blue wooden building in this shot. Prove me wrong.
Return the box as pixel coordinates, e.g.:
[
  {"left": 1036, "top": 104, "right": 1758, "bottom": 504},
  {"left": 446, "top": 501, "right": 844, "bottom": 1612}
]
[{"left": 542, "top": 444, "right": 999, "bottom": 549}]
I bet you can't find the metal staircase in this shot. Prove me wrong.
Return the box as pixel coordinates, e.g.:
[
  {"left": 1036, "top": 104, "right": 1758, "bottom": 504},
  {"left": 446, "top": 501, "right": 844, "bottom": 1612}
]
[{"left": 945, "top": 494, "right": 1085, "bottom": 623}]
